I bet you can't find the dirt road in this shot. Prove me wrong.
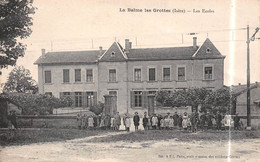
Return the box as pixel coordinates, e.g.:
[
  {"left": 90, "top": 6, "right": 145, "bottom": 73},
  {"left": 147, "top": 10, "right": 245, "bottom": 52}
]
[{"left": 0, "top": 131, "right": 259, "bottom": 162}]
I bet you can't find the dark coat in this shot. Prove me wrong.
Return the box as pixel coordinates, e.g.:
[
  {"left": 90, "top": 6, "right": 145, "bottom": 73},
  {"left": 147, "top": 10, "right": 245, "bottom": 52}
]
[
  {"left": 133, "top": 115, "right": 140, "bottom": 126},
  {"left": 143, "top": 117, "right": 148, "bottom": 126}
]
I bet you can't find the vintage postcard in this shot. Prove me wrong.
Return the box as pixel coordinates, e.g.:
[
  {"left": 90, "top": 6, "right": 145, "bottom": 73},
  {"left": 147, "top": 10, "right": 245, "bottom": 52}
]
[{"left": 0, "top": 0, "right": 259, "bottom": 161}]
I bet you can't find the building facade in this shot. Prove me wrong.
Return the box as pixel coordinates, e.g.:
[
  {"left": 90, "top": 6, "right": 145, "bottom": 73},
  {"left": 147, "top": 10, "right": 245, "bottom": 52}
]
[{"left": 35, "top": 37, "right": 225, "bottom": 115}]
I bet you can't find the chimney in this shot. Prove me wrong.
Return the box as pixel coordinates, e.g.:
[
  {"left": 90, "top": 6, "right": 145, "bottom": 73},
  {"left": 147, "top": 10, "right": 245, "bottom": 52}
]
[
  {"left": 193, "top": 37, "right": 197, "bottom": 48},
  {"left": 99, "top": 46, "right": 103, "bottom": 57},
  {"left": 125, "top": 39, "right": 130, "bottom": 53},
  {"left": 41, "top": 49, "right": 45, "bottom": 57}
]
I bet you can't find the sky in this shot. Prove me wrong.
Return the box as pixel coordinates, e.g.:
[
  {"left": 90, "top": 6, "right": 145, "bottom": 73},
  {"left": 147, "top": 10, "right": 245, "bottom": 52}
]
[{"left": 0, "top": 0, "right": 259, "bottom": 87}]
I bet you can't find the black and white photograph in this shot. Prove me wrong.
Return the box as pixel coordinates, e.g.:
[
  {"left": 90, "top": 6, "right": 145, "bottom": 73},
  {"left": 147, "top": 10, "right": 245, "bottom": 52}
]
[{"left": 0, "top": 0, "right": 259, "bottom": 161}]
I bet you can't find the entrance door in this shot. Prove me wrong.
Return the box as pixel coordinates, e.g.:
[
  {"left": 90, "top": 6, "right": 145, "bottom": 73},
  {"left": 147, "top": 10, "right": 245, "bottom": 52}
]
[
  {"left": 147, "top": 95, "right": 155, "bottom": 116},
  {"left": 109, "top": 91, "right": 117, "bottom": 115}
]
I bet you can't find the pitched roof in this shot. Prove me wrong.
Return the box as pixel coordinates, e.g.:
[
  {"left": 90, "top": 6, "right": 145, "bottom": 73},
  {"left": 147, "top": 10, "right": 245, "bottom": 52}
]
[
  {"left": 230, "top": 82, "right": 259, "bottom": 96},
  {"left": 127, "top": 46, "right": 198, "bottom": 61},
  {"left": 34, "top": 50, "right": 104, "bottom": 65},
  {"left": 192, "top": 38, "right": 225, "bottom": 59},
  {"left": 99, "top": 42, "right": 127, "bottom": 62},
  {"left": 34, "top": 38, "right": 225, "bottom": 65}
]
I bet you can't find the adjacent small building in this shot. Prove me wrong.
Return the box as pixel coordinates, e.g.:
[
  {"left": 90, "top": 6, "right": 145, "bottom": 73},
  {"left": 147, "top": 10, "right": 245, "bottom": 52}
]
[
  {"left": 232, "top": 82, "right": 260, "bottom": 129},
  {"left": 34, "top": 37, "right": 225, "bottom": 115}
]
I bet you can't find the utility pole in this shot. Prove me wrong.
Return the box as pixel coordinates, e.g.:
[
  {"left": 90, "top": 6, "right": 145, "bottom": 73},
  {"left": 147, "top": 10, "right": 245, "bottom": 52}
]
[
  {"left": 246, "top": 25, "right": 251, "bottom": 129},
  {"left": 246, "top": 25, "right": 259, "bottom": 130}
]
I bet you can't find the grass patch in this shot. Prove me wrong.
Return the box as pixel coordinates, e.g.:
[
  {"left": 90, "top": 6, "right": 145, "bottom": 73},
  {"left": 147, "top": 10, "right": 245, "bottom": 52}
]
[
  {"left": 0, "top": 129, "right": 106, "bottom": 146},
  {"left": 88, "top": 130, "right": 260, "bottom": 143}
]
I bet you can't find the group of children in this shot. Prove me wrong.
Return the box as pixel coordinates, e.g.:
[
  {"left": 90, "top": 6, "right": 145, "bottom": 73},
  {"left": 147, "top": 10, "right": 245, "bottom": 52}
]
[{"left": 76, "top": 111, "right": 242, "bottom": 132}]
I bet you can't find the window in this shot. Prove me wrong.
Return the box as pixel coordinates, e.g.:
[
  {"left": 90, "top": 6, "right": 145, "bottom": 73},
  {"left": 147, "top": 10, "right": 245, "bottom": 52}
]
[
  {"left": 111, "top": 51, "right": 115, "bottom": 57},
  {"left": 86, "top": 69, "right": 93, "bottom": 82},
  {"left": 109, "top": 91, "right": 117, "bottom": 96},
  {"left": 109, "top": 69, "right": 116, "bottom": 82},
  {"left": 149, "top": 68, "right": 156, "bottom": 81},
  {"left": 178, "top": 67, "right": 185, "bottom": 81},
  {"left": 86, "top": 92, "right": 94, "bottom": 107},
  {"left": 75, "top": 92, "right": 82, "bottom": 107},
  {"left": 148, "top": 91, "right": 156, "bottom": 95},
  {"left": 206, "top": 48, "right": 211, "bottom": 53},
  {"left": 75, "top": 69, "right": 81, "bottom": 82},
  {"left": 63, "top": 69, "right": 70, "bottom": 83},
  {"left": 204, "top": 66, "right": 213, "bottom": 80},
  {"left": 163, "top": 67, "right": 170, "bottom": 81},
  {"left": 134, "top": 91, "right": 142, "bottom": 107},
  {"left": 63, "top": 92, "right": 70, "bottom": 97},
  {"left": 134, "top": 68, "right": 141, "bottom": 81},
  {"left": 44, "top": 70, "right": 51, "bottom": 83},
  {"left": 45, "top": 92, "right": 52, "bottom": 96}
]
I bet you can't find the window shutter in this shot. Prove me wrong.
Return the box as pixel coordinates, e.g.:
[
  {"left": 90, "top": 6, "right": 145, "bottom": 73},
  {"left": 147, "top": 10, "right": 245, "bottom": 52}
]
[
  {"left": 93, "top": 92, "right": 97, "bottom": 105},
  {"left": 142, "top": 91, "right": 148, "bottom": 108},
  {"left": 130, "top": 91, "right": 134, "bottom": 108}
]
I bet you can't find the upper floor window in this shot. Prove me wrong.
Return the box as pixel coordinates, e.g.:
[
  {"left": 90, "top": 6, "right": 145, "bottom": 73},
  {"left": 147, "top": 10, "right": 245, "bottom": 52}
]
[
  {"left": 86, "top": 69, "right": 93, "bottom": 82},
  {"left": 163, "top": 67, "right": 170, "bottom": 81},
  {"left": 109, "top": 69, "right": 116, "bottom": 82},
  {"left": 44, "top": 70, "right": 51, "bottom": 83},
  {"left": 177, "top": 67, "right": 185, "bottom": 81},
  {"left": 75, "top": 69, "right": 81, "bottom": 82},
  {"left": 204, "top": 66, "right": 213, "bottom": 80},
  {"left": 149, "top": 68, "right": 156, "bottom": 81},
  {"left": 63, "top": 69, "right": 70, "bottom": 83},
  {"left": 134, "top": 68, "right": 141, "bottom": 81}
]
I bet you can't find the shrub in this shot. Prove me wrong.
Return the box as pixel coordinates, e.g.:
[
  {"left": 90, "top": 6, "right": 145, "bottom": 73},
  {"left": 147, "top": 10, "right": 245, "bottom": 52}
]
[{"left": 89, "top": 102, "right": 104, "bottom": 115}]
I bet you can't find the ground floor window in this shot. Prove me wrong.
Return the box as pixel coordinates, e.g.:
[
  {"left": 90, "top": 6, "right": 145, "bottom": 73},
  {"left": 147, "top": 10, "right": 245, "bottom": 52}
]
[
  {"left": 134, "top": 91, "right": 142, "bottom": 107},
  {"left": 86, "top": 92, "right": 94, "bottom": 107},
  {"left": 75, "top": 92, "right": 82, "bottom": 107}
]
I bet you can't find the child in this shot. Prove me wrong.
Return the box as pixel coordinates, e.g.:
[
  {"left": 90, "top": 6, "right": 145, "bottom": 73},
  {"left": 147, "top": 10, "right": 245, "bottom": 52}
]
[
  {"left": 187, "top": 115, "right": 191, "bottom": 132},
  {"left": 169, "top": 116, "right": 174, "bottom": 129},
  {"left": 110, "top": 116, "right": 115, "bottom": 130},
  {"left": 76, "top": 113, "right": 82, "bottom": 129},
  {"left": 164, "top": 116, "right": 170, "bottom": 129},
  {"left": 88, "top": 115, "right": 94, "bottom": 129},
  {"left": 125, "top": 116, "right": 131, "bottom": 132},
  {"left": 160, "top": 118, "right": 165, "bottom": 130}
]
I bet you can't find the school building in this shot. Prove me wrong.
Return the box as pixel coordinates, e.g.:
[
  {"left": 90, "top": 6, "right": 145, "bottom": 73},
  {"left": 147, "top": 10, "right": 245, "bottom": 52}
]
[{"left": 34, "top": 37, "right": 225, "bottom": 115}]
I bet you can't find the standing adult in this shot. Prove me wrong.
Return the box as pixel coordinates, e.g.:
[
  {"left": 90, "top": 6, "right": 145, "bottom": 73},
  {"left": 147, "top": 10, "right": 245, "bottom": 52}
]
[
  {"left": 215, "top": 111, "right": 222, "bottom": 131},
  {"left": 190, "top": 111, "right": 199, "bottom": 133},
  {"left": 142, "top": 112, "right": 149, "bottom": 130},
  {"left": 9, "top": 111, "right": 18, "bottom": 130},
  {"left": 133, "top": 112, "right": 140, "bottom": 131},
  {"left": 173, "top": 112, "right": 179, "bottom": 128},
  {"left": 178, "top": 115, "right": 183, "bottom": 130},
  {"left": 234, "top": 113, "right": 240, "bottom": 130},
  {"left": 115, "top": 112, "right": 121, "bottom": 131}
]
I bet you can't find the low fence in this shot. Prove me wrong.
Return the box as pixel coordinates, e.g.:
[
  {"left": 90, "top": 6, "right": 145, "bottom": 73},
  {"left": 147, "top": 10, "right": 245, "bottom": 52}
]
[
  {"left": 17, "top": 115, "right": 78, "bottom": 129},
  {"left": 15, "top": 115, "right": 260, "bottom": 129}
]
